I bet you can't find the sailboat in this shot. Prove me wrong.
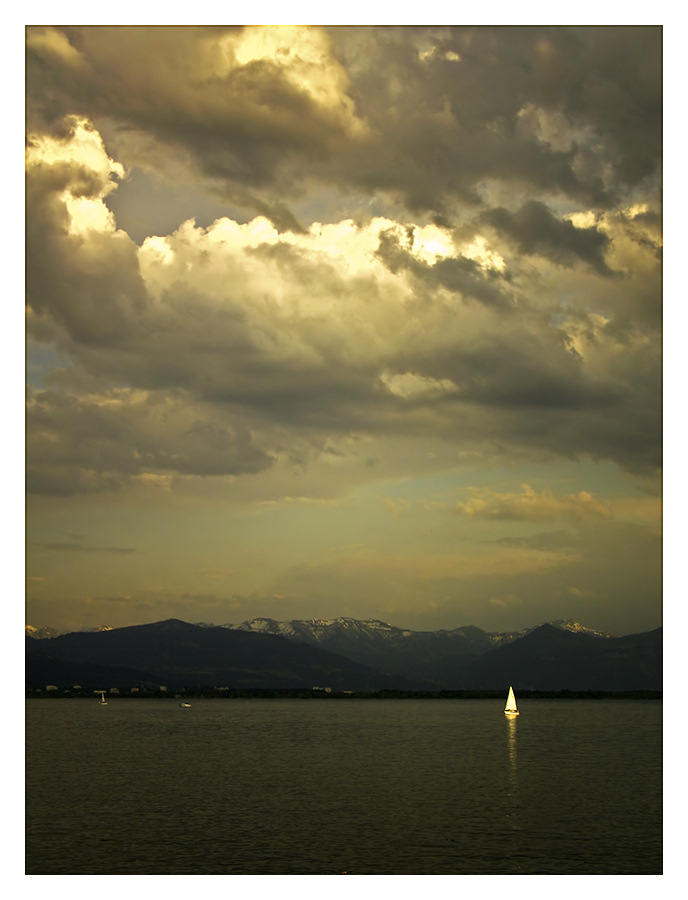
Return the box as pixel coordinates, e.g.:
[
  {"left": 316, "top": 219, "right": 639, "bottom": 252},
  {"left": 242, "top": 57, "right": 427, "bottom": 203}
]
[
  {"left": 504, "top": 685, "right": 519, "bottom": 716},
  {"left": 96, "top": 690, "right": 108, "bottom": 706}
]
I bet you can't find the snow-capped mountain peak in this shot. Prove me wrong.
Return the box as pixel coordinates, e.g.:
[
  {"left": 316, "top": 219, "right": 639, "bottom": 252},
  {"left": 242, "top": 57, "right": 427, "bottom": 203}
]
[
  {"left": 27, "top": 615, "right": 619, "bottom": 645},
  {"left": 548, "top": 618, "right": 618, "bottom": 639},
  {"left": 25, "top": 624, "right": 114, "bottom": 639}
]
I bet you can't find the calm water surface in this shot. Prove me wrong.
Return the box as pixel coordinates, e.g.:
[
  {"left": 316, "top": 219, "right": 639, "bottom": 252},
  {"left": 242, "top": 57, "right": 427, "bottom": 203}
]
[{"left": 25, "top": 698, "right": 661, "bottom": 875}]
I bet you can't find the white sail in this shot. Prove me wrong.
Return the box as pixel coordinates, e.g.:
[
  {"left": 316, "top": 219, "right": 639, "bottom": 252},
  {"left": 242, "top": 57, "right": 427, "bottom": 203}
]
[{"left": 504, "top": 685, "right": 519, "bottom": 715}]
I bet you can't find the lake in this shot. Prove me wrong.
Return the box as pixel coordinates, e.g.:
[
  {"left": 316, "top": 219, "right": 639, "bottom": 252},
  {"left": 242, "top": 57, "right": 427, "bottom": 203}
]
[{"left": 25, "top": 697, "right": 662, "bottom": 875}]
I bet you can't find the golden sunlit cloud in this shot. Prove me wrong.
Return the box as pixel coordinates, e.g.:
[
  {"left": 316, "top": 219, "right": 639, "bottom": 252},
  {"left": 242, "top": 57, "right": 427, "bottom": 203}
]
[
  {"left": 460, "top": 235, "right": 507, "bottom": 271},
  {"left": 209, "top": 25, "right": 365, "bottom": 138},
  {"left": 455, "top": 484, "right": 613, "bottom": 521},
  {"left": 380, "top": 371, "right": 458, "bottom": 399},
  {"left": 489, "top": 594, "right": 522, "bottom": 610},
  {"left": 25, "top": 118, "right": 129, "bottom": 265}
]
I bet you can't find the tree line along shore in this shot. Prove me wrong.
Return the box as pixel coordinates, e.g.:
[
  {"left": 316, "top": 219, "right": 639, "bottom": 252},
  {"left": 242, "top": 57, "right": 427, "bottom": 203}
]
[{"left": 26, "top": 688, "right": 662, "bottom": 700}]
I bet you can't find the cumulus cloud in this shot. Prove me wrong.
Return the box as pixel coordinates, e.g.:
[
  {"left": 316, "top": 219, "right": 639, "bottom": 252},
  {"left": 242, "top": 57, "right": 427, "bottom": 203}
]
[
  {"left": 25, "top": 106, "right": 662, "bottom": 495},
  {"left": 26, "top": 118, "right": 147, "bottom": 347},
  {"left": 330, "top": 26, "right": 659, "bottom": 213},
  {"left": 25, "top": 26, "right": 661, "bottom": 635},
  {"left": 26, "top": 26, "right": 364, "bottom": 226},
  {"left": 26, "top": 26, "right": 660, "bottom": 228}
]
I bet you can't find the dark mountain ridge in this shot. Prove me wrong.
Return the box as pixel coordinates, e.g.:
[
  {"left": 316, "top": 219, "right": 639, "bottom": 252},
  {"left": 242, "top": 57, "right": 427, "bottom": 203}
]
[
  {"left": 219, "top": 616, "right": 637, "bottom": 687},
  {"left": 25, "top": 617, "right": 662, "bottom": 692},
  {"left": 25, "top": 618, "right": 410, "bottom": 691},
  {"left": 458, "top": 623, "right": 662, "bottom": 691}
]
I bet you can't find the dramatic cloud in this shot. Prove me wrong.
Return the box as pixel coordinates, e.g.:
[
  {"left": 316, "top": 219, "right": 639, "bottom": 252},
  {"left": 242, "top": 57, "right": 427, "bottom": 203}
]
[
  {"left": 482, "top": 200, "right": 615, "bottom": 275},
  {"left": 25, "top": 26, "right": 662, "bottom": 636}
]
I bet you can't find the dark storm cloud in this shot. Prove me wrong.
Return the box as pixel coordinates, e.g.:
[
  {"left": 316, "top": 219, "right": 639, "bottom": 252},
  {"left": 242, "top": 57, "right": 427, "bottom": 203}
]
[
  {"left": 327, "top": 29, "right": 597, "bottom": 214},
  {"left": 327, "top": 25, "right": 660, "bottom": 215},
  {"left": 26, "top": 26, "right": 356, "bottom": 226},
  {"left": 482, "top": 200, "right": 614, "bottom": 275},
  {"left": 26, "top": 386, "right": 274, "bottom": 495},
  {"left": 374, "top": 227, "right": 512, "bottom": 308},
  {"left": 24, "top": 25, "right": 662, "bottom": 499},
  {"left": 26, "top": 26, "right": 661, "bottom": 228},
  {"left": 551, "top": 26, "right": 662, "bottom": 189},
  {"left": 25, "top": 142, "right": 147, "bottom": 347},
  {"left": 24, "top": 143, "right": 660, "bottom": 493}
]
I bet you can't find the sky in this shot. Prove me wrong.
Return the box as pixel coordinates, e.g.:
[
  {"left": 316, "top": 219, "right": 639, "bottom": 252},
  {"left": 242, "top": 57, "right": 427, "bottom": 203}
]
[{"left": 24, "top": 24, "right": 663, "bottom": 637}]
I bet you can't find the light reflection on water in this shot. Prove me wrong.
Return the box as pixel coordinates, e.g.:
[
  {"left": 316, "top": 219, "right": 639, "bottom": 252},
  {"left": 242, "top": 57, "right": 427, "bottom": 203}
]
[
  {"left": 506, "top": 714, "right": 518, "bottom": 790},
  {"left": 25, "top": 698, "right": 661, "bottom": 875}
]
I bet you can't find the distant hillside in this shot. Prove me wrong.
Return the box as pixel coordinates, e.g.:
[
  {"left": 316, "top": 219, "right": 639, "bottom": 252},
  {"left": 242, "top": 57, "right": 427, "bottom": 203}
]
[
  {"left": 25, "top": 619, "right": 410, "bottom": 691},
  {"left": 25, "top": 616, "right": 661, "bottom": 693},
  {"left": 457, "top": 624, "right": 663, "bottom": 692},
  {"left": 226, "top": 616, "right": 497, "bottom": 683},
  {"left": 220, "top": 616, "right": 623, "bottom": 686},
  {"left": 25, "top": 639, "right": 159, "bottom": 688}
]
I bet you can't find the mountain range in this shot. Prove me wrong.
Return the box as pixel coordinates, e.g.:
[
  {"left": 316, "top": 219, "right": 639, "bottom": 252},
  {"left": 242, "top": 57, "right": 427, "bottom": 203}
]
[
  {"left": 25, "top": 616, "right": 662, "bottom": 692},
  {"left": 222, "top": 616, "right": 618, "bottom": 681}
]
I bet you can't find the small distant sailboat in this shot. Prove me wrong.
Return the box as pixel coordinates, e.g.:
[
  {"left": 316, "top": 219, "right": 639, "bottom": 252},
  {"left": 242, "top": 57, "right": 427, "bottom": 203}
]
[
  {"left": 97, "top": 690, "right": 108, "bottom": 706},
  {"left": 504, "top": 685, "right": 519, "bottom": 716},
  {"left": 179, "top": 702, "right": 191, "bottom": 708}
]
